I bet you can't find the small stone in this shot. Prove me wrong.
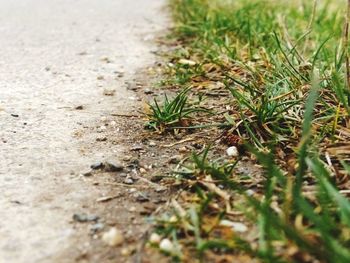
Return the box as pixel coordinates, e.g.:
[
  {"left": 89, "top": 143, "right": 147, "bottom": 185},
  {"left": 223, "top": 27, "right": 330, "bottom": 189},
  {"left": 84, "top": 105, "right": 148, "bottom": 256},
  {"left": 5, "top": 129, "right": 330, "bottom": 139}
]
[
  {"left": 139, "top": 168, "right": 147, "bottom": 174},
  {"left": 178, "top": 146, "right": 187, "bottom": 153},
  {"left": 90, "top": 162, "right": 104, "bottom": 170},
  {"left": 73, "top": 213, "right": 99, "bottom": 223},
  {"left": 168, "top": 155, "right": 181, "bottom": 164},
  {"left": 121, "top": 247, "right": 130, "bottom": 256},
  {"left": 103, "top": 88, "right": 116, "bottom": 96},
  {"left": 123, "top": 177, "right": 134, "bottom": 185},
  {"left": 226, "top": 146, "right": 239, "bottom": 157},
  {"left": 128, "top": 206, "right": 136, "bottom": 212},
  {"left": 155, "top": 186, "right": 167, "bottom": 193},
  {"left": 149, "top": 233, "right": 161, "bottom": 244},
  {"left": 144, "top": 88, "right": 154, "bottom": 94},
  {"left": 131, "top": 145, "right": 143, "bottom": 151},
  {"left": 90, "top": 223, "right": 104, "bottom": 232},
  {"left": 102, "top": 227, "right": 124, "bottom": 247},
  {"left": 129, "top": 188, "right": 137, "bottom": 194},
  {"left": 104, "top": 161, "right": 124, "bottom": 172},
  {"left": 110, "top": 121, "right": 117, "bottom": 127},
  {"left": 116, "top": 173, "right": 127, "bottom": 178},
  {"left": 82, "top": 170, "right": 93, "bottom": 177},
  {"left": 159, "top": 238, "right": 175, "bottom": 253},
  {"left": 122, "top": 155, "right": 132, "bottom": 162},
  {"left": 149, "top": 141, "right": 156, "bottom": 147},
  {"left": 96, "top": 136, "right": 107, "bottom": 142},
  {"left": 75, "top": 105, "right": 84, "bottom": 110},
  {"left": 97, "top": 75, "right": 104, "bottom": 80},
  {"left": 100, "top": 57, "right": 112, "bottom": 63},
  {"left": 135, "top": 192, "right": 150, "bottom": 202},
  {"left": 246, "top": 189, "right": 255, "bottom": 196}
]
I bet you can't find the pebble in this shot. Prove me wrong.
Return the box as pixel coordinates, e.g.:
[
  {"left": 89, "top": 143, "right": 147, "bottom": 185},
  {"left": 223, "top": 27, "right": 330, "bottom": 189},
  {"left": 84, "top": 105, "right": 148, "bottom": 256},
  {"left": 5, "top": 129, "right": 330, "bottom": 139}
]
[
  {"left": 149, "top": 233, "right": 161, "bottom": 244},
  {"left": 246, "top": 189, "right": 255, "bottom": 196},
  {"left": 121, "top": 247, "right": 131, "bottom": 256},
  {"left": 131, "top": 145, "right": 143, "bottom": 151},
  {"left": 81, "top": 170, "right": 93, "bottom": 177},
  {"left": 123, "top": 177, "right": 134, "bottom": 185},
  {"left": 104, "top": 161, "right": 124, "bottom": 172},
  {"left": 135, "top": 192, "right": 150, "bottom": 202},
  {"left": 103, "top": 88, "right": 116, "bottom": 96},
  {"left": 139, "top": 168, "right": 147, "bottom": 174},
  {"left": 226, "top": 146, "right": 239, "bottom": 157},
  {"left": 129, "top": 188, "right": 137, "bottom": 194},
  {"left": 75, "top": 105, "right": 84, "bottom": 110},
  {"left": 90, "top": 223, "right": 104, "bottom": 232},
  {"left": 73, "top": 213, "right": 99, "bottom": 223},
  {"left": 168, "top": 155, "right": 181, "bottom": 164},
  {"left": 144, "top": 88, "right": 154, "bottom": 94},
  {"left": 178, "top": 146, "right": 187, "bottom": 153},
  {"left": 128, "top": 206, "right": 137, "bottom": 212},
  {"left": 90, "top": 162, "right": 104, "bottom": 170},
  {"left": 159, "top": 238, "right": 175, "bottom": 253},
  {"left": 102, "top": 227, "right": 124, "bottom": 247},
  {"left": 155, "top": 186, "right": 167, "bottom": 193},
  {"left": 122, "top": 155, "right": 132, "bottom": 162},
  {"left": 96, "top": 136, "right": 107, "bottom": 142},
  {"left": 148, "top": 141, "right": 156, "bottom": 147}
]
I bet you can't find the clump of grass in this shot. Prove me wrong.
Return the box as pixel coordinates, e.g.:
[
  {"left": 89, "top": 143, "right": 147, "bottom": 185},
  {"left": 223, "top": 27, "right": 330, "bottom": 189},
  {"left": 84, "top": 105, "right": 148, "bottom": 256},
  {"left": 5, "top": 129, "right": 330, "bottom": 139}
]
[
  {"left": 145, "top": 0, "right": 350, "bottom": 261},
  {"left": 145, "top": 87, "right": 209, "bottom": 133},
  {"left": 150, "top": 88, "right": 350, "bottom": 262}
]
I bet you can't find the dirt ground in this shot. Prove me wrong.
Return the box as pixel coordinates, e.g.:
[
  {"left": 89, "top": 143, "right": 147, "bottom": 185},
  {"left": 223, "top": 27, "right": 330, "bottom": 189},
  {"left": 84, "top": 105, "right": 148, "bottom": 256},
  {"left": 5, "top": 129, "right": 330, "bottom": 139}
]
[{"left": 0, "top": 0, "right": 169, "bottom": 262}]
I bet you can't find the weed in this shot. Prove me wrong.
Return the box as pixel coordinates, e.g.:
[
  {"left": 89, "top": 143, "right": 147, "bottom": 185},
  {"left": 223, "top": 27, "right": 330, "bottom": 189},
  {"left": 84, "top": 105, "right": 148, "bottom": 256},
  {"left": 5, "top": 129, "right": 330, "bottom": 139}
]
[{"left": 146, "top": 87, "right": 209, "bottom": 132}]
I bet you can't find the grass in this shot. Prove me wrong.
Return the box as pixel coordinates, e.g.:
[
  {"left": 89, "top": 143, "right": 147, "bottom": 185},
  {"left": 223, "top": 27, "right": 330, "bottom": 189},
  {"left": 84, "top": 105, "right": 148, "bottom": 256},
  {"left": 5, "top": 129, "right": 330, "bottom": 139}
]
[
  {"left": 144, "top": 0, "right": 350, "bottom": 262},
  {"left": 145, "top": 87, "right": 210, "bottom": 133}
]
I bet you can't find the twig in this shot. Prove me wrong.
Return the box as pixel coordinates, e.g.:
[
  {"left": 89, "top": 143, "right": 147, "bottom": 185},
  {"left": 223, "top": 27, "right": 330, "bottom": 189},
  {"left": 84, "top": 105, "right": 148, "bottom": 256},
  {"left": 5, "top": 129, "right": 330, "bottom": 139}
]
[
  {"left": 162, "top": 137, "right": 196, "bottom": 147},
  {"left": 111, "top": 113, "right": 142, "bottom": 118},
  {"left": 96, "top": 194, "right": 123, "bottom": 202}
]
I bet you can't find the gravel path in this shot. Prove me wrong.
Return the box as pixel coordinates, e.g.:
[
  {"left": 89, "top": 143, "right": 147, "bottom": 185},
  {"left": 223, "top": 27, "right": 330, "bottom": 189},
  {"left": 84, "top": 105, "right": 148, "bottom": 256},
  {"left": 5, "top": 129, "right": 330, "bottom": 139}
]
[{"left": 0, "top": 1, "right": 166, "bottom": 262}]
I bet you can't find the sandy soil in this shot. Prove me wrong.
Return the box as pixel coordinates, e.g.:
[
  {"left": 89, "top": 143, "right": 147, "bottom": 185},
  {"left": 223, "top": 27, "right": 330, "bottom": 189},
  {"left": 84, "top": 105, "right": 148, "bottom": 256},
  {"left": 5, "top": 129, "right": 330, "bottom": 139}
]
[{"left": 0, "top": 1, "right": 167, "bottom": 262}]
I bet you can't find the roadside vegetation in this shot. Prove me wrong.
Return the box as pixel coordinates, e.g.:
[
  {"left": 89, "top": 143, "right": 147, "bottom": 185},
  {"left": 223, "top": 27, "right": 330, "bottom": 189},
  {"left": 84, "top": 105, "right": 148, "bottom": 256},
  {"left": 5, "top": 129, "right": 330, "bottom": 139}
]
[{"left": 145, "top": 0, "right": 350, "bottom": 262}]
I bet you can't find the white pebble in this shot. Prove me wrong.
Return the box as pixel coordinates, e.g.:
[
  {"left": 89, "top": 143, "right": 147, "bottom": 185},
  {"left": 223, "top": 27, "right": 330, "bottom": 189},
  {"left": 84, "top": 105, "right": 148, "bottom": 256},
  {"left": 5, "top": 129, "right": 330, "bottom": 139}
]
[
  {"left": 102, "top": 227, "right": 124, "bottom": 246},
  {"left": 246, "top": 189, "right": 255, "bottom": 196},
  {"left": 226, "top": 146, "right": 239, "bottom": 157},
  {"left": 159, "top": 238, "right": 174, "bottom": 253},
  {"left": 149, "top": 233, "right": 161, "bottom": 244}
]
